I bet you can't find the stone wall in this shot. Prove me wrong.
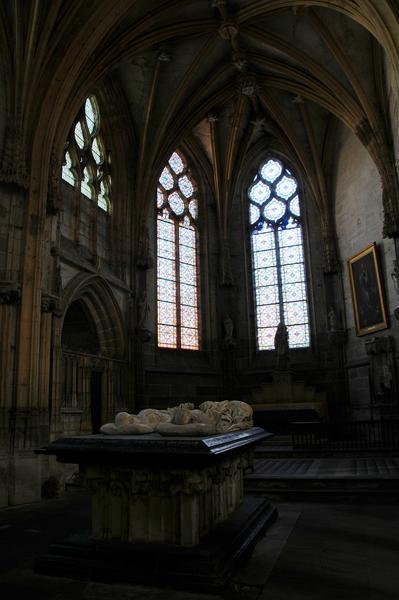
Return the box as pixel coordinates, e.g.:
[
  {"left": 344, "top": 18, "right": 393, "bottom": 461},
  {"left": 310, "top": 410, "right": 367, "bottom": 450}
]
[{"left": 335, "top": 123, "right": 399, "bottom": 419}]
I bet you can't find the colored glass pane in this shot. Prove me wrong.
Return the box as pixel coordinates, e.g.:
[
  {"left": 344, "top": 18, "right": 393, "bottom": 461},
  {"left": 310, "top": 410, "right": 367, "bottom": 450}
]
[
  {"left": 249, "top": 181, "right": 271, "bottom": 204},
  {"left": 158, "top": 324, "right": 177, "bottom": 348},
  {"left": 74, "top": 121, "right": 85, "bottom": 149},
  {"left": 188, "top": 199, "right": 198, "bottom": 219},
  {"left": 276, "top": 175, "right": 297, "bottom": 199},
  {"left": 178, "top": 175, "right": 193, "bottom": 198},
  {"left": 62, "top": 151, "right": 75, "bottom": 186},
  {"left": 257, "top": 327, "right": 275, "bottom": 350},
  {"left": 85, "top": 97, "right": 97, "bottom": 134},
  {"left": 249, "top": 157, "right": 310, "bottom": 350},
  {"left": 98, "top": 181, "right": 108, "bottom": 211},
  {"left": 263, "top": 199, "right": 286, "bottom": 222},
  {"left": 169, "top": 191, "right": 185, "bottom": 216},
  {"left": 92, "top": 137, "right": 103, "bottom": 164},
  {"left": 290, "top": 195, "right": 300, "bottom": 216},
  {"left": 159, "top": 167, "right": 174, "bottom": 190},
  {"left": 157, "top": 188, "right": 164, "bottom": 208},
  {"left": 156, "top": 150, "right": 200, "bottom": 350},
  {"left": 81, "top": 167, "right": 92, "bottom": 198},
  {"left": 169, "top": 152, "right": 184, "bottom": 174},
  {"left": 260, "top": 159, "right": 282, "bottom": 182}
]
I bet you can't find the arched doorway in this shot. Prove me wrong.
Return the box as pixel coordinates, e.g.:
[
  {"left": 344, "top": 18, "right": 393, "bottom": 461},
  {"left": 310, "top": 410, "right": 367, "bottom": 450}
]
[
  {"left": 61, "top": 300, "right": 104, "bottom": 433},
  {"left": 55, "top": 274, "right": 128, "bottom": 437}
]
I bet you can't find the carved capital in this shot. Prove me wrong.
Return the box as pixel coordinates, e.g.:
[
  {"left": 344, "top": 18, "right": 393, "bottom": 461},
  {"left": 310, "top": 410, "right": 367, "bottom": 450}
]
[{"left": 0, "top": 281, "right": 20, "bottom": 305}]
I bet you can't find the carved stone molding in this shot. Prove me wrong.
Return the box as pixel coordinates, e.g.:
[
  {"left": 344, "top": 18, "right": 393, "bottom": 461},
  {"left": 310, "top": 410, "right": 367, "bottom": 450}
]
[{"left": 0, "top": 281, "right": 20, "bottom": 305}]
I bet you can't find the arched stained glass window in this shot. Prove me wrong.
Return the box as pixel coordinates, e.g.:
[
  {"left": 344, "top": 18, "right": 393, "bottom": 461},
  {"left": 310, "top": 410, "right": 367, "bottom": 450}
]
[
  {"left": 61, "top": 95, "right": 111, "bottom": 212},
  {"left": 248, "top": 157, "right": 310, "bottom": 350},
  {"left": 156, "top": 151, "right": 200, "bottom": 350}
]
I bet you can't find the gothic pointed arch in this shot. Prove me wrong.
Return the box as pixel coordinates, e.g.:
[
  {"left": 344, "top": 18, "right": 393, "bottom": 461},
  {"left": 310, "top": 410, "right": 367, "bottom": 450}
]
[{"left": 61, "top": 274, "right": 126, "bottom": 358}]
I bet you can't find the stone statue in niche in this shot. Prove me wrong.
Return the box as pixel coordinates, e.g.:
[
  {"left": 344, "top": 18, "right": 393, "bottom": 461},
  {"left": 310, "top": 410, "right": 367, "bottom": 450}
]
[
  {"left": 223, "top": 314, "right": 235, "bottom": 346},
  {"left": 100, "top": 400, "right": 253, "bottom": 436},
  {"left": 327, "top": 306, "right": 337, "bottom": 332},
  {"left": 136, "top": 225, "right": 154, "bottom": 269},
  {"left": 136, "top": 290, "right": 152, "bottom": 341},
  {"left": 274, "top": 322, "right": 289, "bottom": 371},
  {"left": 136, "top": 291, "right": 149, "bottom": 329}
]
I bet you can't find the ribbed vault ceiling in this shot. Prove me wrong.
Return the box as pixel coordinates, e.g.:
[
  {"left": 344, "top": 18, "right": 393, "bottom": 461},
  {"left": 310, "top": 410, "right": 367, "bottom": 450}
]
[{"left": 1, "top": 0, "right": 399, "bottom": 253}]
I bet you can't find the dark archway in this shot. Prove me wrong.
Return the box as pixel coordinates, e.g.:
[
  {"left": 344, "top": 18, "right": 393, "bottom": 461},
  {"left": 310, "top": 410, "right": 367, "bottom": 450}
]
[{"left": 61, "top": 300, "right": 100, "bottom": 354}]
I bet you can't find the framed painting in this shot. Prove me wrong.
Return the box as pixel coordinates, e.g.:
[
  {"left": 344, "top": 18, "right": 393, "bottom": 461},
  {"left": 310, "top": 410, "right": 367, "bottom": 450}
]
[{"left": 347, "top": 242, "right": 389, "bottom": 336}]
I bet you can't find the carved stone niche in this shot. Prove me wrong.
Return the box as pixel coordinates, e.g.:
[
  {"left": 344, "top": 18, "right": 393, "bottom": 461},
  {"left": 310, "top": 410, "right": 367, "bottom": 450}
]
[
  {"left": 365, "top": 336, "right": 398, "bottom": 417},
  {"left": 0, "top": 281, "right": 20, "bottom": 305}
]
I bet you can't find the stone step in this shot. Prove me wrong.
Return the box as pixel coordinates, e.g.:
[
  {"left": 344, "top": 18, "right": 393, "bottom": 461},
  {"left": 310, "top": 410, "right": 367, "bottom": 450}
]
[{"left": 245, "top": 456, "right": 399, "bottom": 501}]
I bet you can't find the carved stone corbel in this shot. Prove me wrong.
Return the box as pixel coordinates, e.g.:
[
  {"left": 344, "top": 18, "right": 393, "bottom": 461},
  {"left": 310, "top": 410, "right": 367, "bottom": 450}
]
[
  {"left": 41, "top": 293, "right": 61, "bottom": 315},
  {"left": 0, "top": 281, "right": 21, "bottom": 305}
]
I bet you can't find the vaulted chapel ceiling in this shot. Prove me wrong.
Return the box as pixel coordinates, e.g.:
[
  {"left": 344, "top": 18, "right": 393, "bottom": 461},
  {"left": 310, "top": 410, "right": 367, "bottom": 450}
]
[{"left": 1, "top": 0, "right": 399, "bottom": 259}]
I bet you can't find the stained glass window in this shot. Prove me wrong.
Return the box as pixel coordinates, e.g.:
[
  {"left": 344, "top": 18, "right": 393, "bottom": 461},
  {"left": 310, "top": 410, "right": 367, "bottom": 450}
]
[
  {"left": 61, "top": 95, "right": 111, "bottom": 212},
  {"left": 156, "top": 151, "right": 200, "bottom": 350},
  {"left": 249, "top": 157, "right": 310, "bottom": 350}
]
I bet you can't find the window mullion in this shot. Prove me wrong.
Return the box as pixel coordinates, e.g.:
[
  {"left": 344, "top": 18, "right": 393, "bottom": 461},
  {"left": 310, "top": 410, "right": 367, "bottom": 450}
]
[
  {"left": 274, "top": 226, "right": 284, "bottom": 322},
  {"left": 175, "top": 219, "right": 181, "bottom": 348}
]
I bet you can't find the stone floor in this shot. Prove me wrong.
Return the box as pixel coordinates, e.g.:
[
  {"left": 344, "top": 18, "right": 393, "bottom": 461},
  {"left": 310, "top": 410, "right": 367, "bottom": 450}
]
[{"left": 1, "top": 490, "right": 399, "bottom": 599}]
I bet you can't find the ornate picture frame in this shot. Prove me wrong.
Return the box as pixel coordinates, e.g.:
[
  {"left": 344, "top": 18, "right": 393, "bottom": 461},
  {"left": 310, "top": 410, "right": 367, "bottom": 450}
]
[{"left": 347, "top": 242, "right": 389, "bottom": 336}]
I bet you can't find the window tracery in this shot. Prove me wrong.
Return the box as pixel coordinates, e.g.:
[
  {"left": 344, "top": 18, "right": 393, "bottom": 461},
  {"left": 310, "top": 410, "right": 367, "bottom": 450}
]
[
  {"left": 61, "top": 95, "right": 111, "bottom": 212},
  {"left": 156, "top": 151, "right": 200, "bottom": 350},
  {"left": 248, "top": 157, "right": 310, "bottom": 350}
]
